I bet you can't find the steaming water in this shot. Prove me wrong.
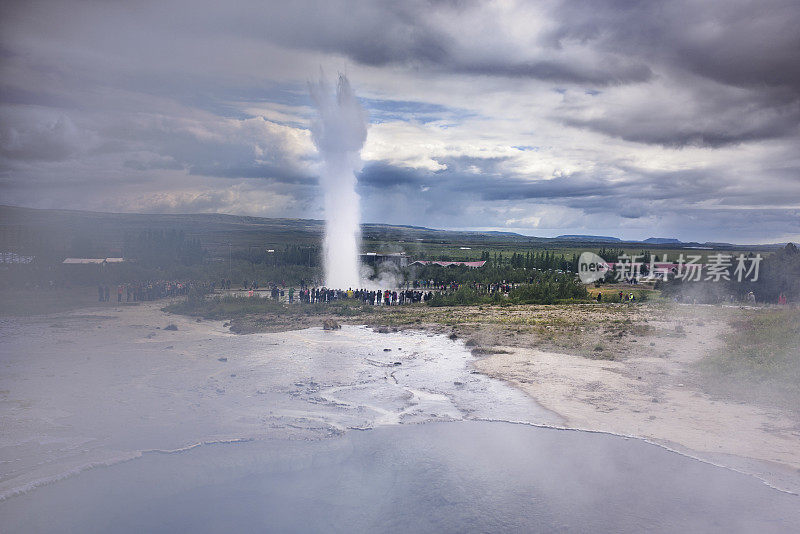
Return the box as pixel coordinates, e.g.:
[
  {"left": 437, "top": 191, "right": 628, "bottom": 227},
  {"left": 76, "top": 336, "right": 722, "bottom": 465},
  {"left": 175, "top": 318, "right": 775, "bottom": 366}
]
[
  {"left": 2, "top": 306, "right": 799, "bottom": 532},
  {"left": 310, "top": 74, "right": 367, "bottom": 289},
  {"left": 0, "top": 309, "right": 558, "bottom": 502},
  {"left": 3, "top": 421, "right": 799, "bottom": 533}
]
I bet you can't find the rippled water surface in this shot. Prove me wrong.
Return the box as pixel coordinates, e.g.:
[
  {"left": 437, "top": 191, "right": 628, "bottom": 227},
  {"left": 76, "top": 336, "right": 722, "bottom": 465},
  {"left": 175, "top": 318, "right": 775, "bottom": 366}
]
[{"left": 3, "top": 421, "right": 799, "bottom": 533}]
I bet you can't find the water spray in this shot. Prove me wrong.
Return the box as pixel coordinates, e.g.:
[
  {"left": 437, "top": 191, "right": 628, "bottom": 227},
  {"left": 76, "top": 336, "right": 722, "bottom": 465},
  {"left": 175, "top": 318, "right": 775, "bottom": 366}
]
[{"left": 309, "top": 73, "right": 367, "bottom": 289}]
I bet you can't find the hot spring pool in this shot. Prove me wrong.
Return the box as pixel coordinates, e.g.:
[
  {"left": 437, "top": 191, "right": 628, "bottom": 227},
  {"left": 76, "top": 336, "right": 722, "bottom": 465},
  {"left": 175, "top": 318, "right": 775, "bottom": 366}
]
[{"left": 2, "top": 420, "right": 798, "bottom": 533}]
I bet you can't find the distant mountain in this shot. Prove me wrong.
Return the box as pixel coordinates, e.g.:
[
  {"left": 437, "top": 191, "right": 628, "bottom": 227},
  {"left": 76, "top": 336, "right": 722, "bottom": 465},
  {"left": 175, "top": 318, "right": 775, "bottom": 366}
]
[
  {"left": 643, "top": 237, "right": 681, "bottom": 244},
  {"left": 483, "top": 230, "right": 528, "bottom": 237},
  {"left": 556, "top": 235, "right": 621, "bottom": 243},
  {"left": 0, "top": 205, "right": 782, "bottom": 257}
]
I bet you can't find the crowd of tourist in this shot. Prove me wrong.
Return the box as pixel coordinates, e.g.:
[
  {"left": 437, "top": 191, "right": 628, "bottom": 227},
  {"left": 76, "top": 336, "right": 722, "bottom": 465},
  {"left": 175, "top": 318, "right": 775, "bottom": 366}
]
[
  {"left": 293, "top": 288, "right": 434, "bottom": 305},
  {"left": 91, "top": 276, "right": 550, "bottom": 307},
  {"left": 212, "top": 277, "right": 528, "bottom": 306},
  {"left": 237, "top": 280, "right": 525, "bottom": 306}
]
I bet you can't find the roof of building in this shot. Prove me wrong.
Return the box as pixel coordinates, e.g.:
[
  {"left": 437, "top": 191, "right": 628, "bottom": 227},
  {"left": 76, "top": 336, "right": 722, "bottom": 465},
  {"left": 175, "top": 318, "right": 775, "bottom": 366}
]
[
  {"left": 360, "top": 252, "right": 407, "bottom": 257},
  {"left": 411, "top": 260, "right": 486, "bottom": 268},
  {"left": 0, "top": 252, "right": 34, "bottom": 264},
  {"left": 62, "top": 258, "right": 125, "bottom": 264},
  {"left": 63, "top": 258, "right": 106, "bottom": 264}
]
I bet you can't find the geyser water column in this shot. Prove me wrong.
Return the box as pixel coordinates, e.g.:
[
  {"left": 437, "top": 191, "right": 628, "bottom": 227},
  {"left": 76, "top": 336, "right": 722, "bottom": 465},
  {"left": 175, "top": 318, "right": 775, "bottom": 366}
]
[{"left": 310, "top": 74, "right": 368, "bottom": 289}]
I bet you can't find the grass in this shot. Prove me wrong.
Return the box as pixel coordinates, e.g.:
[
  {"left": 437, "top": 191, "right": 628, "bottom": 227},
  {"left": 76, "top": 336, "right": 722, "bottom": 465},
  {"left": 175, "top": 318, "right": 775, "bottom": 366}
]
[
  {"left": 699, "top": 308, "right": 800, "bottom": 411},
  {"left": 163, "top": 292, "right": 663, "bottom": 363},
  {"left": 428, "top": 288, "right": 506, "bottom": 307},
  {"left": 164, "top": 294, "right": 286, "bottom": 319},
  {"left": 587, "top": 284, "right": 661, "bottom": 303}
]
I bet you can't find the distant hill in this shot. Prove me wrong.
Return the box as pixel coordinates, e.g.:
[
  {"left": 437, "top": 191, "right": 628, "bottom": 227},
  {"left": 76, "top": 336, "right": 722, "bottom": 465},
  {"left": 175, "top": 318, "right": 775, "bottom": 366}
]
[
  {"left": 643, "top": 237, "right": 681, "bottom": 244},
  {"left": 0, "top": 205, "right": 781, "bottom": 258},
  {"left": 556, "top": 235, "right": 621, "bottom": 243}
]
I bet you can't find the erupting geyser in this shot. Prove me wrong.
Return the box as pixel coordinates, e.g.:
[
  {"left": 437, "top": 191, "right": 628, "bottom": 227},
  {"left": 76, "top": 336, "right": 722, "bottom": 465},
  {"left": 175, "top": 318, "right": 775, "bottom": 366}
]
[{"left": 310, "top": 74, "right": 368, "bottom": 289}]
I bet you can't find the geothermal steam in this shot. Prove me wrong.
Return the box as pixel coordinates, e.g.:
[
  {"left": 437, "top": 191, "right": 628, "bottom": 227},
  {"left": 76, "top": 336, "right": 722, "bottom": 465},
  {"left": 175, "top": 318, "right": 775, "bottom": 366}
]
[{"left": 310, "top": 74, "right": 367, "bottom": 289}]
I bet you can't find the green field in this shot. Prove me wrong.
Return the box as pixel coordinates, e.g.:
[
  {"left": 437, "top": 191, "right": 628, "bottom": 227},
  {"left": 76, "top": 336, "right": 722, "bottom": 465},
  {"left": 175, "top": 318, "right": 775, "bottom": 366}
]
[{"left": 699, "top": 308, "right": 800, "bottom": 412}]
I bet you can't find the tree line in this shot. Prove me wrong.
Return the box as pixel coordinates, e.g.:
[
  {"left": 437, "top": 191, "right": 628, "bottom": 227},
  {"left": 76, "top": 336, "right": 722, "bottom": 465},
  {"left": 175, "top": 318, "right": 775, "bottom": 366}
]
[{"left": 123, "top": 230, "right": 205, "bottom": 268}]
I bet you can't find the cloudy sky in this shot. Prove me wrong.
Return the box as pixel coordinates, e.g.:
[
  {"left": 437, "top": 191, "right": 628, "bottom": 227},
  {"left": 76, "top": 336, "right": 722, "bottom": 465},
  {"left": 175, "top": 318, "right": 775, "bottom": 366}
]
[{"left": 1, "top": 0, "right": 798, "bottom": 243}]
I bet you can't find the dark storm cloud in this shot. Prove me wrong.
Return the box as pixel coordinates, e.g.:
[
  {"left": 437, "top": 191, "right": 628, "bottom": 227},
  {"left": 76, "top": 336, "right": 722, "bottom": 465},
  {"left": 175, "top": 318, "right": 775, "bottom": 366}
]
[
  {"left": 543, "top": 0, "right": 800, "bottom": 147},
  {"left": 4, "top": 0, "right": 797, "bottom": 145},
  {"left": 219, "top": 0, "right": 800, "bottom": 147},
  {"left": 221, "top": 0, "right": 799, "bottom": 93},
  {"left": 549, "top": 0, "right": 800, "bottom": 94},
  {"left": 360, "top": 160, "right": 610, "bottom": 201},
  {"left": 452, "top": 58, "right": 652, "bottom": 85},
  {"left": 102, "top": 0, "right": 651, "bottom": 87},
  {"left": 557, "top": 78, "right": 800, "bottom": 148},
  {"left": 277, "top": 1, "right": 652, "bottom": 85},
  {"left": 359, "top": 156, "right": 514, "bottom": 192},
  {"left": 188, "top": 163, "right": 315, "bottom": 184},
  {"left": 473, "top": 174, "right": 619, "bottom": 202},
  {"left": 357, "top": 159, "right": 800, "bottom": 241},
  {"left": 359, "top": 162, "right": 426, "bottom": 188},
  {"left": 358, "top": 158, "right": 792, "bottom": 216},
  {"left": 561, "top": 108, "right": 800, "bottom": 148},
  {"left": 194, "top": 1, "right": 453, "bottom": 69},
  {"left": 214, "top": 0, "right": 799, "bottom": 147}
]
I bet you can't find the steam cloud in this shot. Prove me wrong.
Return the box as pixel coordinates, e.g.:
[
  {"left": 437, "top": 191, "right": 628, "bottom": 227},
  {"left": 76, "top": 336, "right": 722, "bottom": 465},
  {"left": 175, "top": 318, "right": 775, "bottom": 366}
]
[{"left": 310, "top": 74, "right": 368, "bottom": 289}]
